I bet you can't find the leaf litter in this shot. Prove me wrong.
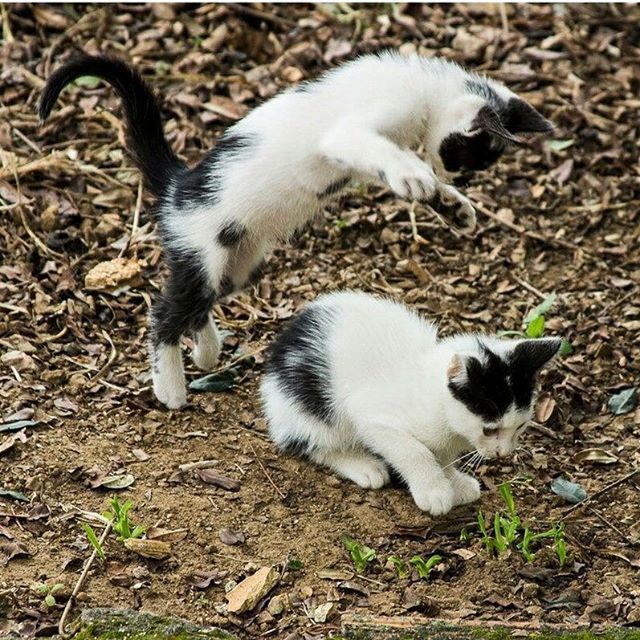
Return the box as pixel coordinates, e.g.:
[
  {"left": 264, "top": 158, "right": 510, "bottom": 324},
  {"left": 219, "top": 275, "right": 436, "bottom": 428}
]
[{"left": 1, "top": 3, "right": 640, "bottom": 637}]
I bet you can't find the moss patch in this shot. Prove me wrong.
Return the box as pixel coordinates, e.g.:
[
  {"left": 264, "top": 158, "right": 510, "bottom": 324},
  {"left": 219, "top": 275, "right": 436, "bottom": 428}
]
[{"left": 70, "top": 608, "right": 236, "bottom": 640}]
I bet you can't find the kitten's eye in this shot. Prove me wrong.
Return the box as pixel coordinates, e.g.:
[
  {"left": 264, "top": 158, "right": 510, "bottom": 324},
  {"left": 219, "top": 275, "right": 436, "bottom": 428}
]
[{"left": 483, "top": 426, "right": 498, "bottom": 437}]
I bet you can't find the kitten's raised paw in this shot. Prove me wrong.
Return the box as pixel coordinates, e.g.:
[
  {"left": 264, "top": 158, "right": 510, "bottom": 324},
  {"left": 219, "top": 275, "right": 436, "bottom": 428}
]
[
  {"left": 411, "top": 481, "right": 455, "bottom": 516},
  {"left": 381, "top": 156, "right": 437, "bottom": 201},
  {"left": 451, "top": 472, "right": 481, "bottom": 506}
]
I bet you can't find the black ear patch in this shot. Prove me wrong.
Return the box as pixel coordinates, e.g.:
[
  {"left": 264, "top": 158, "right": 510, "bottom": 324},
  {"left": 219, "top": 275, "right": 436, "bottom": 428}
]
[
  {"left": 509, "top": 339, "right": 561, "bottom": 407},
  {"left": 502, "top": 98, "right": 554, "bottom": 134},
  {"left": 448, "top": 348, "right": 513, "bottom": 421},
  {"left": 439, "top": 130, "right": 504, "bottom": 173}
]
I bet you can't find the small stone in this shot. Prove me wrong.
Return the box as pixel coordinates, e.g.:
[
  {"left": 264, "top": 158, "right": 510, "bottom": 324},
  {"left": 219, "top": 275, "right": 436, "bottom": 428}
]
[
  {"left": 226, "top": 567, "right": 280, "bottom": 614},
  {"left": 267, "top": 593, "right": 289, "bottom": 616}
]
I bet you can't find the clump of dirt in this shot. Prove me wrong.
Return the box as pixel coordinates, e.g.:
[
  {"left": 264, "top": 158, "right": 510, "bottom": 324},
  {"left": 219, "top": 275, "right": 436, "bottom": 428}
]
[{"left": 1, "top": 4, "right": 639, "bottom": 639}]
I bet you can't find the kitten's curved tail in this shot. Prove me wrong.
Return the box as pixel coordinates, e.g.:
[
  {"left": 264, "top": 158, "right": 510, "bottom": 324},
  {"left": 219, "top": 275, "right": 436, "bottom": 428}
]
[{"left": 39, "top": 54, "right": 184, "bottom": 197}]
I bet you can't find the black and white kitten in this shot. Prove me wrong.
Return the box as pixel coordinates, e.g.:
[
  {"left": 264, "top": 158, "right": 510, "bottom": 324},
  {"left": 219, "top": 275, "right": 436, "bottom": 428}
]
[
  {"left": 39, "top": 51, "right": 552, "bottom": 409},
  {"left": 261, "top": 291, "right": 561, "bottom": 515}
]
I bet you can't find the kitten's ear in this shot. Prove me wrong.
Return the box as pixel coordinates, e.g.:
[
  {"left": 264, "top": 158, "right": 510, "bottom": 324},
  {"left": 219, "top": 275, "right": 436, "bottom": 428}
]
[
  {"left": 473, "top": 105, "right": 523, "bottom": 145},
  {"left": 503, "top": 98, "right": 554, "bottom": 134},
  {"left": 510, "top": 338, "right": 562, "bottom": 377},
  {"left": 447, "top": 354, "right": 467, "bottom": 383}
]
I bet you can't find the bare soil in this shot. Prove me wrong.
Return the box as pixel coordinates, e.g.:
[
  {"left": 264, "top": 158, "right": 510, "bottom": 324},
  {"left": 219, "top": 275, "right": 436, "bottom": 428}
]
[{"left": 1, "top": 3, "right": 639, "bottom": 639}]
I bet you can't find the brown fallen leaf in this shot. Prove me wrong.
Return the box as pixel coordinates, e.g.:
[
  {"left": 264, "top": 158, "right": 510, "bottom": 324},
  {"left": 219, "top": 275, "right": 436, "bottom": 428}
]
[
  {"left": 123, "top": 538, "right": 171, "bottom": 560},
  {"left": 226, "top": 566, "right": 279, "bottom": 614},
  {"left": 574, "top": 448, "right": 619, "bottom": 465},
  {"left": 195, "top": 469, "right": 240, "bottom": 492},
  {"left": 219, "top": 528, "right": 245, "bottom": 545},
  {"left": 0, "top": 429, "right": 28, "bottom": 455},
  {"left": 1, "top": 540, "right": 31, "bottom": 562},
  {"left": 535, "top": 396, "right": 556, "bottom": 423},
  {"left": 186, "top": 569, "right": 227, "bottom": 589},
  {"left": 146, "top": 526, "right": 188, "bottom": 543}
]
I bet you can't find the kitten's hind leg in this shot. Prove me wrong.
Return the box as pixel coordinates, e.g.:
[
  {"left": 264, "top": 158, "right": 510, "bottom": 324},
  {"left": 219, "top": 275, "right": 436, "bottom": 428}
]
[
  {"left": 192, "top": 315, "right": 221, "bottom": 371},
  {"left": 310, "top": 449, "right": 390, "bottom": 489},
  {"left": 150, "top": 250, "right": 218, "bottom": 409}
]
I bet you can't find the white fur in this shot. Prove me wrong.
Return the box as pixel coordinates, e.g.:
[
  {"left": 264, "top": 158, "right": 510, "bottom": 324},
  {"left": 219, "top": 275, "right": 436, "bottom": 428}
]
[
  {"left": 153, "top": 343, "right": 187, "bottom": 409},
  {"left": 262, "top": 292, "right": 543, "bottom": 515}
]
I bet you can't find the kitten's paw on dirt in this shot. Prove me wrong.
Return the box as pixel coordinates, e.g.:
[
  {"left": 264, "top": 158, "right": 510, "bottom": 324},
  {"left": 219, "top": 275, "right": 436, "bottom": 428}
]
[
  {"left": 451, "top": 471, "right": 481, "bottom": 506},
  {"left": 412, "top": 481, "right": 455, "bottom": 515}
]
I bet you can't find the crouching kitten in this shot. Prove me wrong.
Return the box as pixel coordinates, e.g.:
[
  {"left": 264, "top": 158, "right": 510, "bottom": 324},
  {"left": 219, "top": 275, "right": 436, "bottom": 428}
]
[{"left": 261, "top": 291, "right": 561, "bottom": 515}]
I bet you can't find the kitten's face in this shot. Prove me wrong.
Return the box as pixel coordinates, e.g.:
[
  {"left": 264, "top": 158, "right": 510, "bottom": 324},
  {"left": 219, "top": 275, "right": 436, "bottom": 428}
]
[
  {"left": 445, "top": 338, "right": 561, "bottom": 459},
  {"left": 437, "top": 83, "right": 553, "bottom": 175}
]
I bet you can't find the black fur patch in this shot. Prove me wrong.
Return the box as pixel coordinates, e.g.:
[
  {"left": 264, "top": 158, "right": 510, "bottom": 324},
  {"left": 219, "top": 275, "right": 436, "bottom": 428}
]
[
  {"left": 150, "top": 249, "right": 216, "bottom": 346},
  {"left": 173, "top": 133, "right": 253, "bottom": 209},
  {"left": 509, "top": 339, "right": 561, "bottom": 408},
  {"left": 217, "top": 220, "right": 247, "bottom": 247},
  {"left": 265, "top": 305, "right": 336, "bottom": 424},
  {"left": 248, "top": 260, "right": 267, "bottom": 285},
  {"left": 502, "top": 98, "right": 554, "bottom": 134},
  {"left": 439, "top": 131, "right": 504, "bottom": 173},
  {"left": 465, "top": 78, "right": 506, "bottom": 113},
  {"left": 316, "top": 176, "right": 350, "bottom": 199},
  {"left": 218, "top": 276, "right": 234, "bottom": 298},
  {"left": 448, "top": 345, "right": 514, "bottom": 421}
]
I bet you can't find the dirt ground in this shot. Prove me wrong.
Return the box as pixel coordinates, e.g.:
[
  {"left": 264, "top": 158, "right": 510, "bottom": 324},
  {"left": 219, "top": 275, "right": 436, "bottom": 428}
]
[{"left": 1, "top": 3, "right": 640, "bottom": 639}]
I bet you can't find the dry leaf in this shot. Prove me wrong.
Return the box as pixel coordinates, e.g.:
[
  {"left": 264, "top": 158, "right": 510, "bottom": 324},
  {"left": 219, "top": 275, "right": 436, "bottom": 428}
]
[{"left": 226, "top": 566, "right": 279, "bottom": 614}]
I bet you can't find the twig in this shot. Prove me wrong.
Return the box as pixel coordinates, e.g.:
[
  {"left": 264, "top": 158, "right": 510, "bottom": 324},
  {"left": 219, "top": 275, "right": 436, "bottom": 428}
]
[
  {"left": 248, "top": 442, "right": 285, "bottom": 499},
  {"left": 499, "top": 3, "right": 509, "bottom": 34},
  {"left": 178, "top": 460, "right": 221, "bottom": 472},
  {"left": 587, "top": 506, "right": 633, "bottom": 544},
  {"left": 118, "top": 179, "right": 144, "bottom": 258},
  {"left": 472, "top": 200, "right": 590, "bottom": 255},
  {"left": 407, "top": 201, "right": 428, "bottom": 245},
  {"left": 511, "top": 275, "right": 548, "bottom": 301},
  {"left": 92, "top": 330, "right": 117, "bottom": 381},
  {"left": 561, "top": 467, "right": 640, "bottom": 519},
  {"left": 58, "top": 520, "right": 113, "bottom": 637},
  {"left": 228, "top": 3, "right": 295, "bottom": 28}
]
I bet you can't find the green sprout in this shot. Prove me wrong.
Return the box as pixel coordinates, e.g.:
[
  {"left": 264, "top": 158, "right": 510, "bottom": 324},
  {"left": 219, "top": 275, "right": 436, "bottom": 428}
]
[
  {"left": 499, "top": 292, "right": 572, "bottom": 355},
  {"left": 82, "top": 522, "right": 105, "bottom": 560},
  {"left": 410, "top": 554, "right": 443, "bottom": 580},
  {"left": 104, "top": 497, "right": 145, "bottom": 542},
  {"left": 342, "top": 535, "right": 376, "bottom": 573},
  {"left": 388, "top": 555, "right": 409, "bottom": 579},
  {"left": 32, "top": 582, "right": 65, "bottom": 608}
]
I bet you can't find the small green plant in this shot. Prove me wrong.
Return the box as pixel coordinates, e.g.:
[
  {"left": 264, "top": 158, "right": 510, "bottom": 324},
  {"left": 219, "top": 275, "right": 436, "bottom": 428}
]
[
  {"left": 286, "top": 557, "right": 304, "bottom": 572},
  {"left": 82, "top": 522, "right": 106, "bottom": 560},
  {"left": 32, "top": 582, "right": 65, "bottom": 608},
  {"left": 499, "top": 293, "right": 572, "bottom": 355},
  {"left": 105, "top": 497, "right": 145, "bottom": 542},
  {"left": 388, "top": 555, "right": 409, "bottom": 578},
  {"left": 410, "top": 554, "right": 443, "bottom": 579},
  {"left": 477, "top": 482, "right": 568, "bottom": 567},
  {"left": 459, "top": 527, "right": 471, "bottom": 543},
  {"left": 81, "top": 497, "right": 145, "bottom": 561},
  {"left": 342, "top": 535, "right": 376, "bottom": 573}
]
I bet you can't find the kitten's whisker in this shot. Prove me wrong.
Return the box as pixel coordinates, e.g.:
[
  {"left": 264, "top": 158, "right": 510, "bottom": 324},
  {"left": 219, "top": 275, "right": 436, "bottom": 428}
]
[{"left": 443, "top": 451, "right": 476, "bottom": 470}]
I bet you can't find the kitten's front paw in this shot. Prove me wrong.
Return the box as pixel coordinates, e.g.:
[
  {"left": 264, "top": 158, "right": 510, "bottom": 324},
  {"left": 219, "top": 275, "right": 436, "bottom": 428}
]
[
  {"left": 380, "top": 156, "right": 437, "bottom": 201},
  {"left": 430, "top": 185, "right": 476, "bottom": 232},
  {"left": 411, "top": 481, "right": 455, "bottom": 516},
  {"left": 451, "top": 472, "right": 481, "bottom": 506}
]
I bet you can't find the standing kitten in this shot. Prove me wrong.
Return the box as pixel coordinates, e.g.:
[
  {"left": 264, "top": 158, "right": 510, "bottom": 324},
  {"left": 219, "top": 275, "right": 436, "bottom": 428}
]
[
  {"left": 261, "top": 291, "right": 561, "bottom": 515},
  {"left": 39, "top": 51, "right": 552, "bottom": 409}
]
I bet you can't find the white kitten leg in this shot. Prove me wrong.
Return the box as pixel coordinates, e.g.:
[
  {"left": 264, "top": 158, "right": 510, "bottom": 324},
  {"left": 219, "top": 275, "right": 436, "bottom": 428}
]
[
  {"left": 319, "top": 123, "right": 438, "bottom": 200},
  {"left": 432, "top": 183, "right": 477, "bottom": 232},
  {"left": 151, "top": 343, "right": 187, "bottom": 409},
  {"left": 310, "top": 448, "right": 390, "bottom": 489},
  {"left": 355, "top": 423, "right": 455, "bottom": 516},
  {"left": 445, "top": 467, "right": 481, "bottom": 506},
  {"left": 192, "top": 315, "right": 221, "bottom": 371}
]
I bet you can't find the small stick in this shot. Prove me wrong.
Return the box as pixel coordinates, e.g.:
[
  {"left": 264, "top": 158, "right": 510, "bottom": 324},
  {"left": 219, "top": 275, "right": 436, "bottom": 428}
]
[
  {"left": 178, "top": 460, "right": 221, "bottom": 472},
  {"left": 118, "top": 179, "right": 144, "bottom": 258},
  {"left": 499, "top": 3, "right": 509, "bottom": 34},
  {"left": 511, "top": 275, "right": 548, "bottom": 301},
  {"left": 248, "top": 442, "right": 285, "bottom": 499},
  {"left": 561, "top": 467, "right": 640, "bottom": 519},
  {"left": 92, "top": 330, "right": 117, "bottom": 381},
  {"left": 58, "top": 521, "right": 112, "bottom": 637},
  {"left": 587, "top": 506, "right": 632, "bottom": 544}
]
